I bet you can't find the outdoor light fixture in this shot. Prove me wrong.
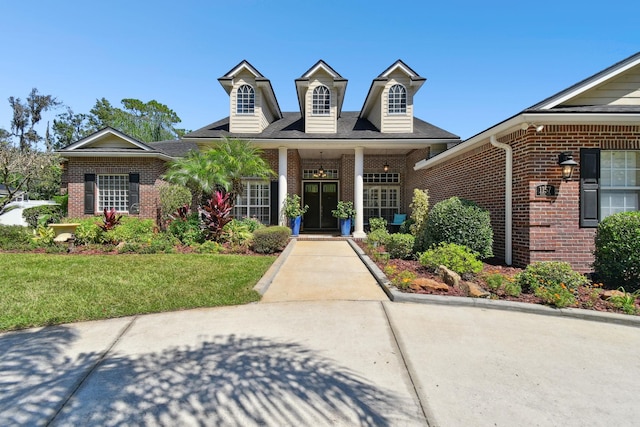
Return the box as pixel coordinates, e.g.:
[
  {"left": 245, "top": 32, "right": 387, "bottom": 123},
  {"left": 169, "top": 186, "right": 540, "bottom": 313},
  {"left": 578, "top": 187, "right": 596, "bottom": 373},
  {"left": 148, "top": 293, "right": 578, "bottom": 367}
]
[
  {"left": 314, "top": 151, "right": 327, "bottom": 178},
  {"left": 558, "top": 152, "right": 578, "bottom": 181},
  {"left": 383, "top": 150, "right": 389, "bottom": 172},
  {"left": 521, "top": 123, "right": 545, "bottom": 132}
]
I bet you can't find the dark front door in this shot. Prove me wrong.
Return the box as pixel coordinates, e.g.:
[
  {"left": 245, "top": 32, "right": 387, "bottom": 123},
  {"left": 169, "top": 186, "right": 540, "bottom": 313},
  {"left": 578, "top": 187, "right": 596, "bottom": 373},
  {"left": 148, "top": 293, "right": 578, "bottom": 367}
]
[{"left": 303, "top": 181, "right": 338, "bottom": 230}]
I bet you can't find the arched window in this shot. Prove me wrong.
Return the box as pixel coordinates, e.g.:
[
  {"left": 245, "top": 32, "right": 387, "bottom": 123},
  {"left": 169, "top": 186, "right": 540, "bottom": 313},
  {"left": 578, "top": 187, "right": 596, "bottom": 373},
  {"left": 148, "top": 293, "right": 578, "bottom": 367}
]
[
  {"left": 312, "top": 85, "right": 331, "bottom": 115},
  {"left": 237, "top": 84, "right": 255, "bottom": 114},
  {"left": 388, "top": 84, "right": 406, "bottom": 114}
]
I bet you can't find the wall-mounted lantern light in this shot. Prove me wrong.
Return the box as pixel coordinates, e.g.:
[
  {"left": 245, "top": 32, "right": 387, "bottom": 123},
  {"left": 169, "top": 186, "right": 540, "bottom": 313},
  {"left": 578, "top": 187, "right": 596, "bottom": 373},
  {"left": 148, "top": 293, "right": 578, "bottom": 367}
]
[{"left": 558, "top": 152, "right": 578, "bottom": 181}]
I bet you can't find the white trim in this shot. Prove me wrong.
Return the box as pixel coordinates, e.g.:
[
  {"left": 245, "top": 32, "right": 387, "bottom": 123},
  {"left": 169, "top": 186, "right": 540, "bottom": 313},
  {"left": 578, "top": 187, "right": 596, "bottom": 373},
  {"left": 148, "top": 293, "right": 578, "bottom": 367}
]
[
  {"left": 63, "top": 128, "right": 152, "bottom": 151},
  {"left": 58, "top": 151, "right": 174, "bottom": 161}
]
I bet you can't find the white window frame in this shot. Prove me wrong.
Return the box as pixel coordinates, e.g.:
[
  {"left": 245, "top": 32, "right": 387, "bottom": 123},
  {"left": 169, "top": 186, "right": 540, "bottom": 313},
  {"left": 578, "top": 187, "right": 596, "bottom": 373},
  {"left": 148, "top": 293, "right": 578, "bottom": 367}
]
[
  {"left": 97, "top": 174, "right": 129, "bottom": 212},
  {"left": 600, "top": 150, "right": 640, "bottom": 219},
  {"left": 234, "top": 180, "right": 270, "bottom": 224},
  {"left": 388, "top": 84, "right": 407, "bottom": 114},
  {"left": 237, "top": 84, "right": 255, "bottom": 114},
  {"left": 363, "top": 185, "right": 400, "bottom": 223},
  {"left": 312, "top": 85, "right": 331, "bottom": 115}
]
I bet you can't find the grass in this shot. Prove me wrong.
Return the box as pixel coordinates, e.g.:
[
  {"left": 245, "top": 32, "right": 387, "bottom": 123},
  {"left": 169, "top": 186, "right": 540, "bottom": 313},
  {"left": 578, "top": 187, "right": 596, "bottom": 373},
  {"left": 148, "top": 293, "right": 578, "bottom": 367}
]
[{"left": 0, "top": 253, "right": 275, "bottom": 332}]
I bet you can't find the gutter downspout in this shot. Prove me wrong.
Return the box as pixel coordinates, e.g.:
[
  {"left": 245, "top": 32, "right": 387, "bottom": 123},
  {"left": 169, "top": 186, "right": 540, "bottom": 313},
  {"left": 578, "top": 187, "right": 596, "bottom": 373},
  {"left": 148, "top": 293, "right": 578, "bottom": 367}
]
[{"left": 490, "top": 135, "right": 513, "bottom": 265}]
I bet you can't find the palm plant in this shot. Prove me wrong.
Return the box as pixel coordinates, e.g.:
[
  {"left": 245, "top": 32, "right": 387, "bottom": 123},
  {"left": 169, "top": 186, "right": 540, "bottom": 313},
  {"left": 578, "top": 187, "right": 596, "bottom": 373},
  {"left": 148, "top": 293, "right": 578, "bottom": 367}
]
[{"left": 163, "top": 149, "right": 222, "bottom": 203}]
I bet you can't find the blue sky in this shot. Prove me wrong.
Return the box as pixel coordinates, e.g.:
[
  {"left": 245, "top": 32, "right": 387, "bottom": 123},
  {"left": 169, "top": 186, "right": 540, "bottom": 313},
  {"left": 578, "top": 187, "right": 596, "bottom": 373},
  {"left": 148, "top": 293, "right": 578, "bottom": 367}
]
[{"left": 1, "top": 0, "right": 638, "bottom": 142}]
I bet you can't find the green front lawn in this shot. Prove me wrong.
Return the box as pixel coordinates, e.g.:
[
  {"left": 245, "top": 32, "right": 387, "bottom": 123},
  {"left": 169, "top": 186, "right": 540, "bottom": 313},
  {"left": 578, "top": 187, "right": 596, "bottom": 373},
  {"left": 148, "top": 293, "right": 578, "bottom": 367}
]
[{"left": 0, "top": 253, "right": 275, "bottom": 332}]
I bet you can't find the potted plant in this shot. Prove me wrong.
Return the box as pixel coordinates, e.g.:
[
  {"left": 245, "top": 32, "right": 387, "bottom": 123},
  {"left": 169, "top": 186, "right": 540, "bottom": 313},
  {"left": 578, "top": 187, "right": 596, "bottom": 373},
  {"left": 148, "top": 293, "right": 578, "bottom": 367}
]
[
  {"left": 332, "top": 200, "right": 356, "bottom": 236},
  {"left": 283, "top": 194, "right": 308, "bottom": 236}
]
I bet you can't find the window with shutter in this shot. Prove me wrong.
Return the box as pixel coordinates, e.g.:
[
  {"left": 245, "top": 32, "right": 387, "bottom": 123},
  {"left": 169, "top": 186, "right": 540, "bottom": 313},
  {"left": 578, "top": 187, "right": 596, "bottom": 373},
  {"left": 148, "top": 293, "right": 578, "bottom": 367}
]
[
  {"left": 580, "top": 148, "right": 600, "bottom": 227},
  {"left": 84, "top": 174, "right": 96, "bottom": 214}
]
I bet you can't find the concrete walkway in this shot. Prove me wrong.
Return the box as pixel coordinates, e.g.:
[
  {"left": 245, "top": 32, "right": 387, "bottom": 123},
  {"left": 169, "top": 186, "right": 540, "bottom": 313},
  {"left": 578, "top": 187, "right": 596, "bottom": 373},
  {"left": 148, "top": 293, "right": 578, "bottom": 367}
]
[{"left": 1, "top": 240, "right": 640, "bottom": 426}]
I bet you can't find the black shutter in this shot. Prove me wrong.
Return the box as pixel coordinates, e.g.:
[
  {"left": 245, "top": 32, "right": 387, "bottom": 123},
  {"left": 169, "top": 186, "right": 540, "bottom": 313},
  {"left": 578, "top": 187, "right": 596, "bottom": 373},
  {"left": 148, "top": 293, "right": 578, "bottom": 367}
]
[
  {"left": 580, "top": 148, "right": 600, "bottom": 227},
  {"left": 129, "top": 173, "right": 140, "bottom": 214},
  {"left": 84, "top": 174, "right": 95, "bottom": 214},
  {"left": 270, "top": 180, "right": 279, "bottom": 225}
]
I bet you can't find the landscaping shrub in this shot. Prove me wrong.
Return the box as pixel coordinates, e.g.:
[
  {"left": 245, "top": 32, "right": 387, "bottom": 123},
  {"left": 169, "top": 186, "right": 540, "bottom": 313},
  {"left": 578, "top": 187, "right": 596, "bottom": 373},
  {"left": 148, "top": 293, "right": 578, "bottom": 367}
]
[
  {"left": 384, "top": 233, "right": 415, "bottom": 260},
  {"left": 0, "top": 225, "right": 31, "bottom": 250},
  {"left": 409, "top": 189, "right": 429, "bottom": 252},
  {"left": 398, "top": 218, "right": 414, "bottom": 235},
  {"left": 117, "top": 234, "right": 177, "bottom": 254},
  {"left": 236, "top": 217, "right": 264, "bottom": 233},
  {"left": 200, "top": 191, "right": 233, "bottom": 241},
  {"left": 252, "top": 226, "right": 290, "bottom": 254},
  {"left": 366, "top": 228, "right": 389, "bottom": 247},
  {"left": 168, "top": 212, "right": 205, "bottom": 245},
  {"left": 419, "top": 242, "right": 483, "bottom": 276},
  {"left": 421, "top": 197, "right": 493, "bottom": 259},
  {"left": 369, "top": 217, "right": 387, "bottom": 232},
  {"left": 22, "top": 204, "right": 63, "bottom": 228},
  {"left": 593, "top": 211, "right": 640, "bottom": 292},
  {"left": 221, "top": 219, "right": 254, "bottom": 249},
  {"left": 194, "top": 240, "right": 224, "bottom": 254},
  {"left": 52, "top": 194, "right": 68, "bottom": 216},
  {"left": 515, "top": 261, "right": 589, "bottom": 308},
  {"left": 105, "top": 216, "right": 155, "bottom": 244},
  {"left": 72, "top": 217, "right": 104, "bottom": 245},
  {"left": 159, "top": 184, "right": 192, "bottom": 225}
]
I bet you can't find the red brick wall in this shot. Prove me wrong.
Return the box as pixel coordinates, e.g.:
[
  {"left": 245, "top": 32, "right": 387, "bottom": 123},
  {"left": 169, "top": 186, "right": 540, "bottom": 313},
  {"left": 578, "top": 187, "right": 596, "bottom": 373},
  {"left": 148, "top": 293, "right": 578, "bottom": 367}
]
[
  {"left": 418, "top": 124, "right": 640, "bottom": 272},
  {"left": 66, "top": 157, "right": 166, "bottom": 221}
]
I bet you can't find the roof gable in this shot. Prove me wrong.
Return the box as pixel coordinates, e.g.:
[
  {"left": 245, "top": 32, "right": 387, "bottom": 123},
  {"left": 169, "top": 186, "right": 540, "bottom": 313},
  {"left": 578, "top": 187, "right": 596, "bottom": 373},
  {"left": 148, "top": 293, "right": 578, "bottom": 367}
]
[
  {"left": 61, "top": 127, "right": 154, "bottom": 151},
  {"left": 295, "top": 60, "right": 348, "bottom": 119},
  {"left": 528, "top": 51, "right": 640, "bottom": 110}
]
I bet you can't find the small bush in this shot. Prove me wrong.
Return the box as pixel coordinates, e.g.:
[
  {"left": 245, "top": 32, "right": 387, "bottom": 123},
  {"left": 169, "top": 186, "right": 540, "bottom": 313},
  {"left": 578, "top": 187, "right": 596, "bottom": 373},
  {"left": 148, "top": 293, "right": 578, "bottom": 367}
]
[
  {"left": 72, "top": 217, "right": 104, "bottom": 245},
  {"left": 369, "top": 217, "right": 387, "bottom": 232},
  {"left": 419, "top": 242, "right": 483, "bottom": 276},
  {"left": 0, "top": 225, "right": 31, "bottom": 250},
  {"left": 384, "top": 233, "right": 415, "bottom": 260},
  {"left": 252, "top": 226, "right": 290, "bottom": 254},
  {"left": 221, "top": 219, "right": 254, "bottom": 249},
  {"left": 593, "top": 211, "right": 640, "bottom": 292},
  {"left": 366, "top": 228, "right": 390, "bottom": 247},
  {"left": 422, "top": 197, "right": 493, "bottom": 259},
  {"left": 236, "top": 217, "right": 264, "bottom": 233},
  {"left": 399, "top": 218, "right": 414, "bottom": 235},
  {"left": 168, "top": 212, "right": 205, "bottom": 245},
  {"left": 409, "top": 189, "right": 429, "bottom": 253},
  {"left": 159, "top": 184, "right": 192, "bottom": 225},
  {"left": 515, "top": 261, "right": 589, "bottom": 294},
  {"left": 52, "top": 194, "right": 69, "bottom": 216},
  {"left": 105, "top": 216, "right": 155, "bottom": 244},
  {"left": 194, "top": 240, "right": 224, "bottom": 254},
  {"left": 484, "top": 273, "right": 506, "bottom": 291},
  {"left": 22, "top": 204, "right": 63, "bottom": 228}
]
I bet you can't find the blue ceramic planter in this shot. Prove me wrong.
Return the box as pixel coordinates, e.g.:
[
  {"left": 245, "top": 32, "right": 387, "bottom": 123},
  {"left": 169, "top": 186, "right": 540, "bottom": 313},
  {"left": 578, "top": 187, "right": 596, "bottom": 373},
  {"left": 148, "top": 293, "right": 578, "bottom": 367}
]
[{"left": 290, "top": 216, "right": 302, "bottom": 236}]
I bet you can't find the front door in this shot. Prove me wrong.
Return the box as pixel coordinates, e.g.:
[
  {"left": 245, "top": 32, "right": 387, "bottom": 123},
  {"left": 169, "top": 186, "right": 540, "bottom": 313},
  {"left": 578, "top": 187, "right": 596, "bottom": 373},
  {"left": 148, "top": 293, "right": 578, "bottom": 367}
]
[{"left": 303, "top": 181, "right": 338, "bottom": 230}]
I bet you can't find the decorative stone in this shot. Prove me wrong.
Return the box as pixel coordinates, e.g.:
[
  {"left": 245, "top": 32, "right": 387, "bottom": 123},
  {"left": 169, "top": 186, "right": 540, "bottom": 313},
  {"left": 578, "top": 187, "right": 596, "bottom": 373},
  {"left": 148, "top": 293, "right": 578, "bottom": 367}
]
[
  {"left": 411, "top": 278, "right": 449, "bottom": 292},
  {"left": 438, "top": 265, "right": 461, "bottom": 287},
  {"left": 465, "top": 281, "right": 491, "bottom": 298},
  {"left": 601, "top": 290, "right": 626, "bottom": 300}
]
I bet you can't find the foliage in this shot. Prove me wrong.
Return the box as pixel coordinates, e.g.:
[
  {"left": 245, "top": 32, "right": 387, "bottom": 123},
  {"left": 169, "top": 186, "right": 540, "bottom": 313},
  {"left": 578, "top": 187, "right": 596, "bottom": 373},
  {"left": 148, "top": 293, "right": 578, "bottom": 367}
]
[
  {"left": 221, "top": 219, "right": 254, "bottom": 249},
  {"left": 52, "top": 194, "right": 68, "bottom": 216},
  {"left": 71, "top": 217, "right": 104, "bottom": 245},
  {"left": 159, "top": 184, "right": 192, "bottom": 225},
  {"left": 503, "top": 280, "right": 522, "bottom": 297},
  {"left": 0, "top": 225, "right": 31, "bottom": 250},
  {"left": 0, "top": 253, "right": 275, "bottom": 331},
  {"left": 0, "top": 146, "right": 60, "bottom": 213},
  {"left": 168, "top": 212, "right": 205, "bottom": 245},
  {"left": 96, "top": 208, "right": 122, "bottom": 232},
  {"left": 199, "top": 191, "right": 233, "bottom": 241},
  {"left": 22, "top": 204, "right": 63, "bottom": 228},
  {"left": 399, "top": 218, "right": 414, "bottom": 235},
  {"left": 607, "top": 288, "right": 639, "bottom": 315},
  {"left": 369, "top": 217, "right": 387, "bottom": 232},
  {"left": 194, "top": 240, "right": 224, "bottom": 254},
  {"left": 236, "top": 217, "right": 264, "bottom": 233},
  {"left": 484, "top": 272, "right": 521, "bottom": 296},
  {"left": 384, "top": 233, "right": 415, "bottom": 260},
  {"left": 409, "top": 189, "right": 430, "bottom": 253},
  {"left": 31, "top": 225, "right": 56, "bottom": 246},
  {"left": 366, "top": 228, "right": 390, "bottom": 247},
  {"left": 422, "top": 197, "right": 494, "bottom": 259},
  {"left": 7, "top": 88, "right": 61, "bottom": 151},
  {"left": 105, "top": 216, "right": 155, "bottom": 244},
  {"left": 515, "top": 261, "right": 589, "bottom": 294},
  {"left": 116, "top": 234, "right": 177, "bottom": 254},
  {"left": 282, "top": 194, "right": 308, "bottom": 218},
  {"left": 51, "top": 107, "right": 93, "bottom": 149},
  {"left": 332, "top": 200, "right": 356, "bottom": 219},
  {"left": 593, "top": 211, "right": 640, "bottom": 292},
  {"left": 419, "top": 242, "right": 483, "bottom": 276},
  {"left": 383, "top": 265, "right": 416, "bottom": 290},
  {"left": 162, "top": 149, "right": 215, "bottom": 201},
  {"left": 252, "top": 226, "right": 290, "bottom": 254}
]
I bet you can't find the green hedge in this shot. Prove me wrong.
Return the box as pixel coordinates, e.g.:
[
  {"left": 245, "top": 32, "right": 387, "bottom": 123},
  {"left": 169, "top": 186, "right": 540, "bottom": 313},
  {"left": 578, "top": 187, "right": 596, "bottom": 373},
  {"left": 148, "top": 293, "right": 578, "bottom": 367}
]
[
  {"left": 22, "top": 204, "right": 63, "bottom": 228},
  {"left": 385, "top": 233, "right": 415, "bottom": 259},
  {"left": 252, "top": 226, "right": 290, "bottom": 254}
]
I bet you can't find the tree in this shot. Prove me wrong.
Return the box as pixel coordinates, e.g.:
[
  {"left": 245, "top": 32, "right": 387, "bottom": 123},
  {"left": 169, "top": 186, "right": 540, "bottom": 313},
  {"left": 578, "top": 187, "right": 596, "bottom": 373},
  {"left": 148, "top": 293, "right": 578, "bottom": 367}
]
[
  {"left": 163, "top": 149, "right": 218, "bottom": 203},
  {"left": 88, "top": 98, "right": 186, "bottom": 142},
  {"left": 0, "top": 145, "right": 59, "bottom": 212},
  {"left": 8, "top": 88, "right": 61, "bottom": 151},
  {"left": 51, "top": 107, "right": 93, "bottom": 149}
]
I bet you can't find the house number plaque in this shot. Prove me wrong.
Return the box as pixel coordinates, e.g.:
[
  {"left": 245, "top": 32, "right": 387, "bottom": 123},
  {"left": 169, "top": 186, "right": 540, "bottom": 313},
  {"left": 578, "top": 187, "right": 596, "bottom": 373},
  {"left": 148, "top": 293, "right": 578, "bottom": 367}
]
[{"left": 535, "top": 184, "right": 556, "bottom": 197}]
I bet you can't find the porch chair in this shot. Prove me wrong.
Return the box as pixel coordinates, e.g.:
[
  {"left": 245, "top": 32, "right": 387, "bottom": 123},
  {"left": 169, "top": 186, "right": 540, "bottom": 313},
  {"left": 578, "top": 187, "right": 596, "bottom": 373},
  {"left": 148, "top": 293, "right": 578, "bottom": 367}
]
[{"left": 388, "top": 213, "right": 407, "bottom": 232}]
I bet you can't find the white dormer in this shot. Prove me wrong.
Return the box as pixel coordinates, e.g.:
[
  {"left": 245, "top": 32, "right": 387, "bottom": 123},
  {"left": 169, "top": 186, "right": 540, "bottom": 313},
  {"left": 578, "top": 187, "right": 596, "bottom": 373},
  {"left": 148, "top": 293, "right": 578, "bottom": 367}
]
[
  {"left": 295, "top": 60, "right": 347, "bottom": 133},
  {"left": 218, "top": 60, "right": 282, "bottom": 133},
  {"left": 360, "top": 60, "right": 426, "bottom": 133}
]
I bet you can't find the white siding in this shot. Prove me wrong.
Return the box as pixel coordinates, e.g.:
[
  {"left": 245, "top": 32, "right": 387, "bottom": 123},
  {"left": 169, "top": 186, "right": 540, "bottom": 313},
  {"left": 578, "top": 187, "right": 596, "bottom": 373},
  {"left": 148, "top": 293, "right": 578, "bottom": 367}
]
[
  {"left": 368, "top": 93, "right": 382, "bottom": 131},
  {"left": 229, "top": 71, "right": 263, "bottom": 134},
  {"left": 305, "top": 73, "right": 337, "bottom": 133},
  {"left": 91, "top": 135, "right": 140, "bottom": 149},
  {"left": 565, "top": 67, "right": 640, "bottom": 106},
  {"left": 381, "top": 72, "right": 413, "bottom": 133}
]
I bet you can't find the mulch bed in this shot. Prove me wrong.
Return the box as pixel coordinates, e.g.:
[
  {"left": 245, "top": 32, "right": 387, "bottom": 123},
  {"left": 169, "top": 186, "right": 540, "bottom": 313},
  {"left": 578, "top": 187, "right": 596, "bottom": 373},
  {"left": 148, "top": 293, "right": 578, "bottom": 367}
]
[{"left": 357, "top": 242, "right": 639, "bottom": 316}]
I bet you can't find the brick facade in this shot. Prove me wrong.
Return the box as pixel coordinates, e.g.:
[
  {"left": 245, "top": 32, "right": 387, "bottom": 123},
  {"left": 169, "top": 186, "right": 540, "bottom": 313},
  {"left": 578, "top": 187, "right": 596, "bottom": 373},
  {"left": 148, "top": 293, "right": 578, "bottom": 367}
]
[{"left": 418, "top": 124, "right": 640, "bottom": 272}]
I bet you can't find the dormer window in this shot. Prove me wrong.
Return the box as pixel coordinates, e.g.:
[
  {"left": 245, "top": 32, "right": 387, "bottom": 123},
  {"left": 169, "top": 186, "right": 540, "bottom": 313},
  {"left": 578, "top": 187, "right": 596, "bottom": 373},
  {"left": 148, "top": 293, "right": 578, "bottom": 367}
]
[
  {"left": 237, "top": 84, "right": 255, "bottom": 114},
  {"left": 388, "top": 84, "right": 407, "bottom": 114},
  {"left": 312, "top": 85, "right": 331, "bottom": 115}
]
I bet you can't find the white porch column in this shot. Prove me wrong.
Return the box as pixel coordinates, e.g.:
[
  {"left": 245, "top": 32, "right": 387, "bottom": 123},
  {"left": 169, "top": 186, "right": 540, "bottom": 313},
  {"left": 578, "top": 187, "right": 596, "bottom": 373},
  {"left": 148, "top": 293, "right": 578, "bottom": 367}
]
[
  {"left": 278, "top": 147, "right": 288, "bottom": 226},
  {"left": 353, "top": 146, "right": 366, "bottom": 238}
]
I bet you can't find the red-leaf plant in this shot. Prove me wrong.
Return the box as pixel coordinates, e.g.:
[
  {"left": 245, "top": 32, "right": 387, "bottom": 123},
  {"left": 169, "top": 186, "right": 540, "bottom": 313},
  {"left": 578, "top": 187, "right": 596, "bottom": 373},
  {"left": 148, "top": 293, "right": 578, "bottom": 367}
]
[
  {"left": 97, "top": 207, "right": 123, "bottom": 232},
  {"left": 199, "top": 191, "right": 233, "bottom": 241}
]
